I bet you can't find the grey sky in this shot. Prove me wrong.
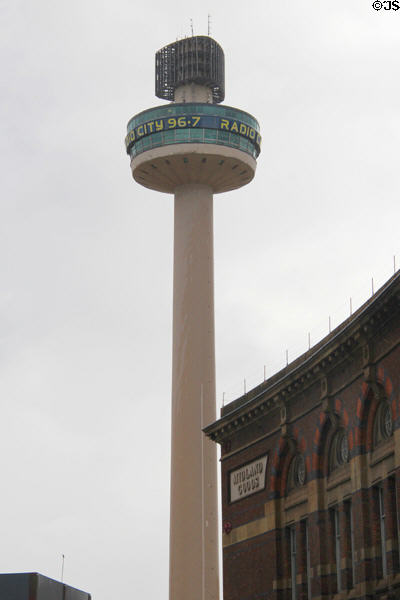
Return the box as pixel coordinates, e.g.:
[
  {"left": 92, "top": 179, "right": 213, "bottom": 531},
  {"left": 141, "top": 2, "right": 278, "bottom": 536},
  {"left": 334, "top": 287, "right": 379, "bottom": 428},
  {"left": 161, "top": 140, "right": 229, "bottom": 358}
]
[{"left": 1, "top": 1, "right": 399, "bottom": 598}]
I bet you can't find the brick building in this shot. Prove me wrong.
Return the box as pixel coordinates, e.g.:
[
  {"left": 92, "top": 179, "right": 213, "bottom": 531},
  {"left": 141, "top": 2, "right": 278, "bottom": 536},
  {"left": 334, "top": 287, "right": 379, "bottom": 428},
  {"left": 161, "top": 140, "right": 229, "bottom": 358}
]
[{"left": 205, "top": 271, "right": 400, "bottom": 600}]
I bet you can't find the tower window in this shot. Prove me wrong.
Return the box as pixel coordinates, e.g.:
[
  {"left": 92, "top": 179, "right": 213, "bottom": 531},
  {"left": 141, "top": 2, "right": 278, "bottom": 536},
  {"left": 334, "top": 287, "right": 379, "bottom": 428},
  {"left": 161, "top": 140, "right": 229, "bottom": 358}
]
[
  {"left": 330, "top": 506, "right": 342, "bottom": 592},
  {"left": 344, "top": 500, "right": 356, "bottom": 589},
  {"left": 301, "top": 519, "right": 312, "bottom": 600},
  {"left": 289, "top": 526, "right": 297, "bottom": 600},
  {"left": 378, "top": 485, "right": 388, "bottom": 578}
]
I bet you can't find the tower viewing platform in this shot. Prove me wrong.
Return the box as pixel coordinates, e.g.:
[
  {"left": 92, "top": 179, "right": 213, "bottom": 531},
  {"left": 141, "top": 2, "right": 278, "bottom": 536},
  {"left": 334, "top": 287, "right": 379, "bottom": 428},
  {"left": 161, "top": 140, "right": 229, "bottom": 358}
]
[
  {"left": 125, "top": 102, "right": 260, "bottom": 193},
  {"left": 125, "top": 35, "right": 261, "bottom": 194}
]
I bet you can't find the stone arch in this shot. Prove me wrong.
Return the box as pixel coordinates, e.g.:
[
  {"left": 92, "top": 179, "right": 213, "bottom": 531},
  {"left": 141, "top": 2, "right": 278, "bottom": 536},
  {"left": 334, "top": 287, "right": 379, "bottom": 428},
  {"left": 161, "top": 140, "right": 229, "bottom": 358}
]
[
  {"left": 359, "top": 382, "right": 386, "bottom": 453},
  {"left": 314, "top": 411, "right": 340, "bottom": 478},
  {"left": 270, "top": 435, "right": 298, "bottom": 499}
]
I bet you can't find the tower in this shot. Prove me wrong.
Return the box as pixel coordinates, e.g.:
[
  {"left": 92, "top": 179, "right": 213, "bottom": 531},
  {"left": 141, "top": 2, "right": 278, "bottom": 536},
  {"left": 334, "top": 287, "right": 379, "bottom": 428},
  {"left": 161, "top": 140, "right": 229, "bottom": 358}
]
[{"left": 125, "top": 36, "right": 261, "bottom": 600}]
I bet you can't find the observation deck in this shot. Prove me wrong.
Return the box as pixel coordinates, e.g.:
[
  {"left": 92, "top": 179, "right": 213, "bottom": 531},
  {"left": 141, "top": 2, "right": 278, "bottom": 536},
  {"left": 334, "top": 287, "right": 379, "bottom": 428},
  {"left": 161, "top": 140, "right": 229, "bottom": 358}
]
[{"left": 125, "top": 102, "right": 261, "bottom": 194}]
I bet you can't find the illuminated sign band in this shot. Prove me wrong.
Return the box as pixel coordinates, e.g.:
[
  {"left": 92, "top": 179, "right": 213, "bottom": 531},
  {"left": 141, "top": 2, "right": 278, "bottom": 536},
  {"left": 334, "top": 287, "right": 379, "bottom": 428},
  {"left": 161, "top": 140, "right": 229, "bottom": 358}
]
[
  {"left": 229, "top": 454, "right": 268, "bottom": 503},
  {"left": 125, "top": 114, "right": 261, "bottom": 154}
]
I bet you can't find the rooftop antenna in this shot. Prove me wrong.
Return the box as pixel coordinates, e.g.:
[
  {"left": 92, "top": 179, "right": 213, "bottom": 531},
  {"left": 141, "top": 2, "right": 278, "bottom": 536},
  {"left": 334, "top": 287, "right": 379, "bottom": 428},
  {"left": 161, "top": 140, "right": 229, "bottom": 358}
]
[
  {"left": 190, "top": 18, "right": 194, "bottom": 36},
  {"left": 61, "top": 554, "right": 65, "bottom": 583},
  {"left": 208, "top": 14, "right": 211, "bottom": 36}
]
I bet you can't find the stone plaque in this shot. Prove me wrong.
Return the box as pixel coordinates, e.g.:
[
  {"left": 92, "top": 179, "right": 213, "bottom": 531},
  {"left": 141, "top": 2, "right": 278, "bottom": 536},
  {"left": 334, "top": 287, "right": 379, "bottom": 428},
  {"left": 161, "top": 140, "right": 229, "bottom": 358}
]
[{"left": 230, "top": 454, "right": 268, "bottom": 502}]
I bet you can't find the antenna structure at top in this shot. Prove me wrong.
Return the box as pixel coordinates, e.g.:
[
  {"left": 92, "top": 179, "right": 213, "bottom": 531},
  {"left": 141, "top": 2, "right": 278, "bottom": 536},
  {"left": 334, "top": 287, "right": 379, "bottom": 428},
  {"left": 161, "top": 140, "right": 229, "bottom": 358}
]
[
  {"left": 208, "top": 14, "right": 211, "bottom": 36},
  {"left": 190, "top": 18, "right": 194, "bottom": 36},
  {"left": 155, "top": 35, "right": 225, "bottom": 103}
]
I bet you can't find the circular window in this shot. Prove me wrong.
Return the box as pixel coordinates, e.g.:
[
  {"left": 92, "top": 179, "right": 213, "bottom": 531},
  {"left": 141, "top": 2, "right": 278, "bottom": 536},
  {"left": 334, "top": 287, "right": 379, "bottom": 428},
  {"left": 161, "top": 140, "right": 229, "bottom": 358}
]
[
  {"left": 374, "top": 401, "right": 393, "bottom": 447},
  {"left": 338, "top": 432, "right": 349, "bottom": 464},
  {"left": 287, "top": 454, "right": 306, "bottom": 493},
  {"left": 381, "top": 404, "right": 393, "bottom": 439},
  {"left": 294, "top": 455, "right": 306, "bottom": 486},
  {"left": 330, "top": 430, "right": 349, "bottom": 473}
]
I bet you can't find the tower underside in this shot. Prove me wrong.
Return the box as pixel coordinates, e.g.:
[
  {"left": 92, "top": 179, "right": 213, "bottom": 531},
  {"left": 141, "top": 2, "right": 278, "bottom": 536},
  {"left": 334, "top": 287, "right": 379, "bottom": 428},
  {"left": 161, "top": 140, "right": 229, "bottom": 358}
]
[{"left": 131, "top": 143, "right": 256, "bottom": 194}]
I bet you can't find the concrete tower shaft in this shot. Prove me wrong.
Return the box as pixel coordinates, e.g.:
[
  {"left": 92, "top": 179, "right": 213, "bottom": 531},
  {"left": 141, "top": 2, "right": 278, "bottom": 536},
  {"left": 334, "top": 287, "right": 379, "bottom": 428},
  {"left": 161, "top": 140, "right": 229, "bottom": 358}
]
[
  {"left": 125, "top": 35, "right": 261, "bottom": 600},
  {"left": 170, "top": 182, "right": 218, "bottom": 600}
]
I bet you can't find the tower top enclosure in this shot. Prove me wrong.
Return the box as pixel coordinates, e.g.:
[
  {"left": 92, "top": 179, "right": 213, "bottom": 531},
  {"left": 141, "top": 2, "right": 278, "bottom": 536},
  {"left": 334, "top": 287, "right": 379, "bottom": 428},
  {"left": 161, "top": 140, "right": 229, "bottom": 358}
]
[
  {"left": 125, "top": 35, "right": 260, "bottom": 193},
  {"left": 155, "top": 36, "right": 225, "bottom": 103}
]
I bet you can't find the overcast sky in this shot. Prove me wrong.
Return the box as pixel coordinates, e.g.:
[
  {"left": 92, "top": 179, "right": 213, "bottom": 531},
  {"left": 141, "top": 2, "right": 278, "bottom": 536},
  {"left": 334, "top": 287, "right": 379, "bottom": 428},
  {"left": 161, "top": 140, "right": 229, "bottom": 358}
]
[{"left": 1, "top": 1, "right": 399, "bottom": 598}]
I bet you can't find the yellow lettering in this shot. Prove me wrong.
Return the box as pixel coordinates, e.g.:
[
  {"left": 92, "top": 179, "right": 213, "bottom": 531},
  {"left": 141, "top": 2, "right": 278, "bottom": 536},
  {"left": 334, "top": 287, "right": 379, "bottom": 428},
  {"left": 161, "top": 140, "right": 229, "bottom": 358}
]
[
  {"left": 249, "top": 129, "right": 255, "bottom": 140},
  {"left": 230, "top": 121, "right": 238, "bottom": 133},
  {"left": 155, "top": 120, "right": 164, "bottom": 131},
  {"left": 125, "top": 131, "right": 135, "bottom": 148},
  {"left": 239, "top": 124, "right": 247, "bottom": 136},
  {"left": 256, "top": 134, "right": 261, "bottom": 146},
  {"left": 220, "top": 119, "right": 229, "bottom": 130},
  {"left": 147, "top": 121, "right": 154, "bottom": 133},
  {"left": 192, "top": 116, "right": 200, "bottom": 127},
  {"left": 137, "top": 125, "right": 144, "bottom": 137}
]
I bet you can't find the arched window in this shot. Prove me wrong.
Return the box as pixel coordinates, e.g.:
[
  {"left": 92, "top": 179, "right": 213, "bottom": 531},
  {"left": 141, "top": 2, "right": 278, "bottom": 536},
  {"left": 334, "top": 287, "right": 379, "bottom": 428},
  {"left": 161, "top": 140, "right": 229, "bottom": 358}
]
[
  {"left": 287, "top": 454, "right": 306, "bottom": 493},
  {"left": 373, "top": 401, "right": 393, "bottom": 447},
  {"left": 329, "top": 429, "right": 349, "bottom": 473}
]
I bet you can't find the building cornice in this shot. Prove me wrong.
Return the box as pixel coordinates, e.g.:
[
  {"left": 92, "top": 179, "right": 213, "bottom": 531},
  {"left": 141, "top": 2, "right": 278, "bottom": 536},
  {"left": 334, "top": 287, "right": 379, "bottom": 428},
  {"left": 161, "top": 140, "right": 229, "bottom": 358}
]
[{"left": 204, "top": 272, "right": 400, "bottom": 444}]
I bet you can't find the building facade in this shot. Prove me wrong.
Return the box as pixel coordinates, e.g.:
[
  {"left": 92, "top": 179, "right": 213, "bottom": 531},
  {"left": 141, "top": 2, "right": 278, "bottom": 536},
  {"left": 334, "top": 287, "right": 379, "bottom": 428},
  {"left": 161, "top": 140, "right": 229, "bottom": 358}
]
[
  {"left": 0, "top": 572, "right": 91, "bottom": 599},
  {"left": 205, "top": 272, "right": 400, "bottom": 600}
]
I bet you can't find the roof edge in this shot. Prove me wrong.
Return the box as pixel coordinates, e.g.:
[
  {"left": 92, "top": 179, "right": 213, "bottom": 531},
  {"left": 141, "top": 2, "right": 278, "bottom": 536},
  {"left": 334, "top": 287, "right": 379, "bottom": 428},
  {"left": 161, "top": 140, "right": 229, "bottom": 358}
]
[{"left": 205, "top": 270, "right": 400, "bottom": 441}]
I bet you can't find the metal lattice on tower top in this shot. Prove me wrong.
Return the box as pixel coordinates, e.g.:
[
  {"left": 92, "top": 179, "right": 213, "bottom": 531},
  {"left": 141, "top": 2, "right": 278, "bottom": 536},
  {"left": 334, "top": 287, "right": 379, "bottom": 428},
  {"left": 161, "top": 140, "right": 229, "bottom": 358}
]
[{"left": 155, "top": 36, "right": 225, "bottom": 103}]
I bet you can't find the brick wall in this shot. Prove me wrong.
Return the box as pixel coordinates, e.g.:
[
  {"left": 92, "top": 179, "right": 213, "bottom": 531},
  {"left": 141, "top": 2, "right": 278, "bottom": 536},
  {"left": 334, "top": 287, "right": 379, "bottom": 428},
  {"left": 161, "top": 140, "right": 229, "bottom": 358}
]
[{"left": 214, "top": 282, "right": 400, "bottom": 600}]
